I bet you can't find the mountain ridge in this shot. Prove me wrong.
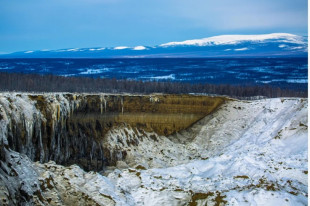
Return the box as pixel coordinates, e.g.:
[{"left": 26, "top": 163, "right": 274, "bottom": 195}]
[{"left": 1, "top": 33, "right": 307, "bottom": 58}]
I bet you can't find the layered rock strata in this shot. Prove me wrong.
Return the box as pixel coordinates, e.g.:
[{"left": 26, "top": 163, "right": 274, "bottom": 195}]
[
  {"left": 0, "top": 94, "right": 307, "bottom": 205},
  {"left": 0, "top": 93, "right": 225, "bottom": 171}
]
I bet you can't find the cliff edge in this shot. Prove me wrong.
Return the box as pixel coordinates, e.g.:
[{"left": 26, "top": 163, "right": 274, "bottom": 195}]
[{"left": 0, "top": 93, "right": 307, "bottom": 205}]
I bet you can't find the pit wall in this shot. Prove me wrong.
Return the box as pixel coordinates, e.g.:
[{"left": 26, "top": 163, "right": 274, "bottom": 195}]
[{"left": 0, "top": 93, "right": 226, "bottom": 171}]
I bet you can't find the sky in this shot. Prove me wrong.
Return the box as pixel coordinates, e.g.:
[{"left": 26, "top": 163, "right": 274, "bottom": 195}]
[{"left": 0, "top": 0, "right": 307, "bottom": 53}]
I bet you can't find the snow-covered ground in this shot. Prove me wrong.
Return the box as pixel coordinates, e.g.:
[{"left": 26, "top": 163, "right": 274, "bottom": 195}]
[
  {"left": 160, "top": 33, "right": 306, "bottom": 47},
  {"left": 31, "top": 98, "right": 308, "bottom": 205}
]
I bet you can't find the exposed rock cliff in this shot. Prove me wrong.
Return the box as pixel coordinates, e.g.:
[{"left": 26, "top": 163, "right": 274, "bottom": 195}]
[
  {"left": 0, "top": 93, "right": 225, "bottom": 172},
  {"left": 0, "top": 94, "right": 307, "bottom": 205}
]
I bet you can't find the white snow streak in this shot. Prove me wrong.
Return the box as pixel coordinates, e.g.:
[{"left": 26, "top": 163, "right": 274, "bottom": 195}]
[{"left": 160, "top": 33, "right": 305, "bottom": 47}]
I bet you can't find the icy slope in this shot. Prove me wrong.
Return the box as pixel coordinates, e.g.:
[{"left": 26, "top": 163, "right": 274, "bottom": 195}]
[
  {"left": 34, "top": 98, "right": 309, "bottom": 205},
  {"left": 0, "top": 97, "right": 307, "bottom": 205},
  {"left": 160, "top": 33, "right": 305, "bottom": 46},
  {"left": 102, "top": 98, "right": 307, "bottom": 205}
]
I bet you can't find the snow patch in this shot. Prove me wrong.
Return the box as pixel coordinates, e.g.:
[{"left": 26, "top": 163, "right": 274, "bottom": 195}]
[
  {"left": 79, "top": 68, "right": 110, "bottom": 75},
  {"left": 286, "top": 79, "right": 308, "bottom": 83},
  {"left": 160, "top": 33, "right": 305, "bottom": 47},
  {"left": 114, "top": 46, "right": 129, "bottom": 50},
  {"left": 66, "top": 48, "right": 80, "bottom": 52},
  {"left": 150, "top": 74, "right": 175, "bottom": 80},
  {"left": 289, "top": 46, "right": 304, "bottom": 50},
  {"left": 234, "top": 47, "right": 248, "bottom": 51},
  {"left": 89, "top": 48, "right": 105, "bottom": 51},
  {"left": 0, "top": 66, "right": 14, "bottom": 70},
  {"left": 133, "top": 46, "right": 146, "bottom": 50}
]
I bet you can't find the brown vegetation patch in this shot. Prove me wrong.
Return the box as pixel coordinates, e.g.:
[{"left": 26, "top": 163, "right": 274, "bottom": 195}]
[
  {"left": 135, "top": 165, "right": 147, "bottom": 170},
  {"left": 101, "top": 193, "right": 115, "bottom": 202},
  {"left": 188, "top": 191, "right": 227, "bottom": 206},
  {"left": 234, "top": 175, "right": 249, "bottom": 179},
  {"left": 256, "top": 178, "right": 279, "bottom": 191},
  {"left": 188, "top": 192, "right": 213, "bottom": 206},
  {"left": 174, "top": 188, "right": 184, "bottom": 192},
  {"left": 128, "top": 169, "right": 136, "bottom": 173},
  {"left": 274, "top": 130, "right": 282, "bottom": 139},
  {"left": 299, "top": 122, "right": 308, "bottom": 128}
]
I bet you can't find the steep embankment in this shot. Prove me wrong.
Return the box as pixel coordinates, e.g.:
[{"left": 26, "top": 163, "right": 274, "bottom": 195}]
[
  {"left": 0, "top": 93, "right": 224, "bottom": 172},
  {"left": 0, "top": 94, "right": 307, "bottom": 205}
]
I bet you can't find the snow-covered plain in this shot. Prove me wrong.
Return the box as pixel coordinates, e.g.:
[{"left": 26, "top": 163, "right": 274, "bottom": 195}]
[{"left": 37, "top": 98, "right": 308, "bottom": 205}]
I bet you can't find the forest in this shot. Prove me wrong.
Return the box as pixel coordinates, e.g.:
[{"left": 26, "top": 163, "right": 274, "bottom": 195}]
[{"left": 0, "top": 72, "right": 307, "bottom": 99}]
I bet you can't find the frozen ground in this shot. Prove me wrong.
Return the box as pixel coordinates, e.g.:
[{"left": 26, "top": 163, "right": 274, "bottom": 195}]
[{"left": 29, "top": 98, "right": 308, "bottom": 205}]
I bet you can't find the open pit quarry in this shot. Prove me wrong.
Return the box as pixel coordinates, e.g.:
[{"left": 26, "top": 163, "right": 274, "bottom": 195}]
[{"left": 0, "top": 93, "right": 307, "bottom": 205}]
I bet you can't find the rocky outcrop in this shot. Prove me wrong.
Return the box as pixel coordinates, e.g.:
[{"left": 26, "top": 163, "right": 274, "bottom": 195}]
[
  {"left": 0, "top": 95, "right": 307, "bottom": 205},
  {"left": 0, "top": 93, "right": 226, "bottom": 205},
  {"left": 0, "top": 93, "right": 225, "bottom": 171}
]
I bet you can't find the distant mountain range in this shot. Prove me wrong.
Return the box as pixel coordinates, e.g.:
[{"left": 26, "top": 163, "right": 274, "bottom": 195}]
[{"left": 1, "top": 33, "right": 307, "bottom": 58}]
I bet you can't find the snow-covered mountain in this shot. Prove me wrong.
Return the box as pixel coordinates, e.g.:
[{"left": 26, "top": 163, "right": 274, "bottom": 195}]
[
  {"left": 160, "top": 33, "right": 306, "bottom": 46},
  {"left": 1, "top": 33, "right": 307, "bottom": 58}
]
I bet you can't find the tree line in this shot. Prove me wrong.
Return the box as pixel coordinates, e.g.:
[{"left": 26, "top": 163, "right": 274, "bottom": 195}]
[{"left": 0, "top": 72, "right": 307, "bottom": 99}]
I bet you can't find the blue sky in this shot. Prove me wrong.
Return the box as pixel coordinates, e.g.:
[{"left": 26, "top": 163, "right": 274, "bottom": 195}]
[{"left": 0, "top": 0, "right": 307, "bottom": 53}]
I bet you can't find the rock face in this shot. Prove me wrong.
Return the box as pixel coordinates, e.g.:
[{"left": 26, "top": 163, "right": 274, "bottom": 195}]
[
  {"left": 0, "top": 93, "right": 225, "bottom": 172},
  {"left": 0, "top": 93, "right": 307, "bottom": 205}
]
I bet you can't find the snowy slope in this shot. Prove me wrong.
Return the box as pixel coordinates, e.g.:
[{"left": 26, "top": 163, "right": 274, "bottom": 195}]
[
  {"left": 160, "top": 33, "right": 305, "bottom": 46},
  {"left": 27, "top": 98, "right": 309, "bottom": 205},
  {"left": 0, "top": 95, "right": 307, "bottom": 205},
  {"left": 103, "top": 98, "right": 308, "bottom": 205}
]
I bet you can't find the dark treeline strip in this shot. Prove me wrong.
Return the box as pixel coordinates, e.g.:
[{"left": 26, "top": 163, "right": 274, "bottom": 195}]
[{"left": 0, "top": 72, "right": 307, "bottom": 99}]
